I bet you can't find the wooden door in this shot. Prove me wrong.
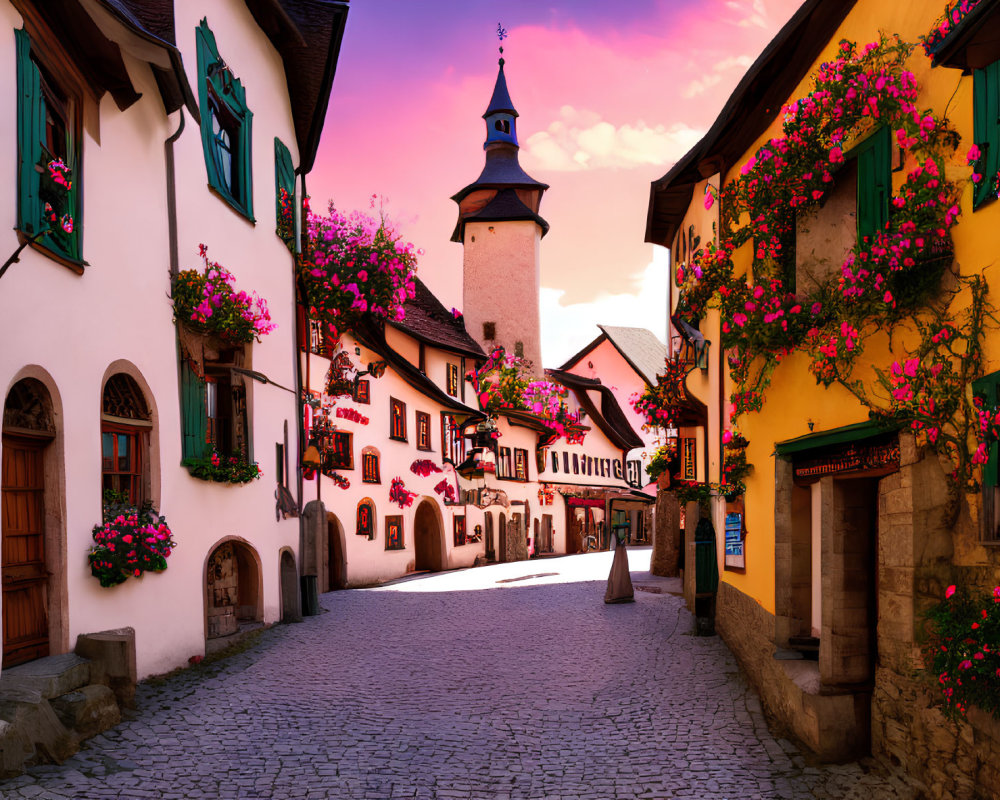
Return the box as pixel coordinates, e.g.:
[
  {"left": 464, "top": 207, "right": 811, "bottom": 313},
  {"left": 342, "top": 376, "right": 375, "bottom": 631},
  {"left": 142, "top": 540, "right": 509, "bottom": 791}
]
[
  {"left": 542, "top": 515, "right": 553, "bottom": 553},
  {"left": 498, "top": 516, "right": 507, "bottom": 563},
  {"left": 567, "top": 508, "right": 584, "bottom": 554},
  {"left": 2, "top": 435, "right": 49, "bottom": 667}
]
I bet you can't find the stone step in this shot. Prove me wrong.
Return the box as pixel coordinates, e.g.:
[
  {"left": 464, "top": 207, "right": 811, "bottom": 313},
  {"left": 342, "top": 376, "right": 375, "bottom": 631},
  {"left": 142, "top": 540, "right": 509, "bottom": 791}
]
[{"left": 0, "top": 654, "right": 91, "bottom": 701}]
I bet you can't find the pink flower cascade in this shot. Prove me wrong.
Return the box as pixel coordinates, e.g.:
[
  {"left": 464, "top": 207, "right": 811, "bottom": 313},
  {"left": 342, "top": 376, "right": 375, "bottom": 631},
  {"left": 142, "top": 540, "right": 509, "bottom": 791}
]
[
  {"left": 434, "top": 479, "right": 456, "bottom": 504},
  {"left": 301, "top": 201, "right": 418, "bottom": 337},
  {"left": 410, "top": 460, "right": 443, "bottom": 477},
  {"left": 919, "top": 0, "right": 983, "bottom": 55},
  {"left": 389, "top": 477, "right": 416, "bottom": 508},
  {"left": 336, "top": 407, "right": 369, "bottom": 425}
]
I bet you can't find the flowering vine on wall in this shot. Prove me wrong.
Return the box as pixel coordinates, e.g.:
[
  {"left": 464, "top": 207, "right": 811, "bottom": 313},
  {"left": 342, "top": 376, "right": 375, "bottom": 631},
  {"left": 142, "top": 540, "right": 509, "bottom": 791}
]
[{"left": 671, "top": 34, "right": 994, "bottom": 497}]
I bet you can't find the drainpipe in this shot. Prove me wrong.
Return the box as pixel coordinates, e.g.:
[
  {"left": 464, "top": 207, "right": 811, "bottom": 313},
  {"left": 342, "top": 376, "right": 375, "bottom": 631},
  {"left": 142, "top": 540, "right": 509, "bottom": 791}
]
[{"left": 165, "top": 110, "right": 185, "bottom": 280}]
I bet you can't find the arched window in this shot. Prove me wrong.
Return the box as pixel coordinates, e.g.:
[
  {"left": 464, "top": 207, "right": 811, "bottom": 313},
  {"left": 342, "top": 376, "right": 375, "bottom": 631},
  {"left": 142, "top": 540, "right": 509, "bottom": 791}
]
[
  {"left": 356, "top": 499, "right": 376, "bottom": 541},
  {"left": 101, "top": 373, "right": 151, "bottom": 506}
]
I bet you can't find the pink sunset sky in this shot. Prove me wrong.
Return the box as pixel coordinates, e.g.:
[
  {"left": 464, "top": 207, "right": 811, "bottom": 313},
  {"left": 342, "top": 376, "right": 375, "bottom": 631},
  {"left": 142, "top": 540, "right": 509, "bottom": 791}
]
[{"left": 309, "top": 0, "right": 805, "bottom": 365}]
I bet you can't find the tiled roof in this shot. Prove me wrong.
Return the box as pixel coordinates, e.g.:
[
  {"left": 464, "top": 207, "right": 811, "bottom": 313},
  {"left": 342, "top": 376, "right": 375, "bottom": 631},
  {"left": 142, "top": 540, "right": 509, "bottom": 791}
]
[
  {"left": 388, "top": 277, "right": 486, "bottom": 359},
  {"left": 598, "top": 326, "right": 669, "bottom": 386}
]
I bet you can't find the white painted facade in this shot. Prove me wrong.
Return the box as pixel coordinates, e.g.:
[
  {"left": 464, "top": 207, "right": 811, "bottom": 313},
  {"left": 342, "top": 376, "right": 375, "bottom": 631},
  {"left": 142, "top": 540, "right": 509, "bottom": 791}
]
[{"left": 0, "top": 0, "right": 336, "bottom": 678}]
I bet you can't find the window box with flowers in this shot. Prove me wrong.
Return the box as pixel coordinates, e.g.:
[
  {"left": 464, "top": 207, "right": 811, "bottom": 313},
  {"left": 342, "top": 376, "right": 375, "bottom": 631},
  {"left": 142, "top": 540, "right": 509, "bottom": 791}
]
[
  {"left": 89, "top": 501, "right": 176, "bottom": 588},
  {"left": 172, "top": 246, "right": 273, "bottom": 484}
]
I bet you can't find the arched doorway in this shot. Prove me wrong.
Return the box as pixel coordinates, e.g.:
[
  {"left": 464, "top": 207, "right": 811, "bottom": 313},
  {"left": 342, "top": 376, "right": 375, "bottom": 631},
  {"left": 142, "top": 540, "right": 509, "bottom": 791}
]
[
  {"left": 413, "top": 499, "right": 443, "bottom": 572},
  {"left": 325, "top": 513, "right": 346, "bottom": 591},
  {"left": 2, "top": 378, "right": 60, "bottom": 667},
  {"left": 205, "top": 539, "right": 262, "bottom": 639},
  {"left": 279, "top": 549, "right": 300, "bottom": 623}
]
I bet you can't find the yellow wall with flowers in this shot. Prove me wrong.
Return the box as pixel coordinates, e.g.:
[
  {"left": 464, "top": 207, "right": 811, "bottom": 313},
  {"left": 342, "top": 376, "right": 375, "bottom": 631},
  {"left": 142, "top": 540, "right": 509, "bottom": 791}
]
[{"left": 697, "top": 0, "right": 1000, "bottom": 613}]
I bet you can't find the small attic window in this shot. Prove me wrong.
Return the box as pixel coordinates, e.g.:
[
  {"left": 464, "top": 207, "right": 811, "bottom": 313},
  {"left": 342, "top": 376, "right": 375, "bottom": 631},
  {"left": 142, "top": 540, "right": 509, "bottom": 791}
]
[
  {"left": 483, "top": 322, "right": 496, "bottom": 340},
  {"left": 515, "top": 341, "right": 524, "bottom": 358},
  {"left": 494, "top": 119, "right": 510, "bottom": 134}
]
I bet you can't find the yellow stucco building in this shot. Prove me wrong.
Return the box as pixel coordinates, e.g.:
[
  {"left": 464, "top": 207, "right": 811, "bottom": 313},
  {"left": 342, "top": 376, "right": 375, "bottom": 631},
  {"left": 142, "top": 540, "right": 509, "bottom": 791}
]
[{"left": 646, "top": 0, "right": 1000, "bottom": 795}]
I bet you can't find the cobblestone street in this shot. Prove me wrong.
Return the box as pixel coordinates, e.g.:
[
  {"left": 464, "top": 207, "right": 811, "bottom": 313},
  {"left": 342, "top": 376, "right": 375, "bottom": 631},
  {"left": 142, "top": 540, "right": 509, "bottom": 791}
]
[{"left": 2, "top": 548, "right": 916, "bottom": 800}]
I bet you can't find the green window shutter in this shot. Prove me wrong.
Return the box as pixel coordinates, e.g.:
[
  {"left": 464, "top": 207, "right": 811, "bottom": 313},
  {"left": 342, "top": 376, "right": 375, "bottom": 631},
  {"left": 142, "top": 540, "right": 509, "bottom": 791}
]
[
  {"left": 274, "top": 137, "right": 295, "bottom": 239},
  {"left": 180, "top": 360, "right": 208, "bottom": 461},
  {"left": 856, "top": 126, "right": 891, "bottom": 243},
  {"left": 16, "top": 29, "right": 44, "bottom": 238},
  {"left": 973, "top": 60, "right": 1000, "bottom": 210},
  {"left": 973, "top": 372, "right": 1000, "bottom": 487},
  {"left": 196, "top": 19, "right": 253, "bottom": 220}
]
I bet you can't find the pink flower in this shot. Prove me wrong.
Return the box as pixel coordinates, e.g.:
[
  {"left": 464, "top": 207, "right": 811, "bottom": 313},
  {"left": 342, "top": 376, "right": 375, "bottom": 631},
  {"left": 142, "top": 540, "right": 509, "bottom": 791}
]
[{"left": 945, "top": 585, "right": 956, "bottom": 599}]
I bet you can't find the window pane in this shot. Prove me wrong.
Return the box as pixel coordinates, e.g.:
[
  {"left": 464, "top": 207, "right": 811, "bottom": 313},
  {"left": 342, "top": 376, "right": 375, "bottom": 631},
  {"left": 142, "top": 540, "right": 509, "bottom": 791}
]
[
  {"left": 117, "top": 433, "right": 131, "bottom": 472},
  {"left": 102, "top": 432, "right": 114, "bottom": 471}
]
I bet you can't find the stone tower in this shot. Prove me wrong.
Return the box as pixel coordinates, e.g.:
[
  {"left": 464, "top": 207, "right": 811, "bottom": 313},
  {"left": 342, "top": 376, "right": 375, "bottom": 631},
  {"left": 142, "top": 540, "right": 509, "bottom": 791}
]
[{"left": 451, "top": 55, "right": 549, "bottom": 372}]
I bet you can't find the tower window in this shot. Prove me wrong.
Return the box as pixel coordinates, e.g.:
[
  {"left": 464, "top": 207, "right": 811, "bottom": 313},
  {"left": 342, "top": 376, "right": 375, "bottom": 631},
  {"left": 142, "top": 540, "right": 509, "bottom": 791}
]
[
  {"left": 515, "top": 341, "right": 524, "bottom": 358},
  {"left": 494, "top": 119, "right": 510, "bottom": 134},
  {"left": 483, "top": 322, "right": 496, "bottom": 340}
]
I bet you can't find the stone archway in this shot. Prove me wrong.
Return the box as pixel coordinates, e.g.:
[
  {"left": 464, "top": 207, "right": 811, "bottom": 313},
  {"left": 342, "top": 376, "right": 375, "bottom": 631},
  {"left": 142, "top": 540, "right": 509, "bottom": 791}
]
[
  {"left": 205, "top": 538, "right": 263, "bottom": 639},
  {"left": 2, "top": 376, "right": 66, "bottom": 667},
  {"left": 413, "top": 499, "right": 443, "bottom": 572}
]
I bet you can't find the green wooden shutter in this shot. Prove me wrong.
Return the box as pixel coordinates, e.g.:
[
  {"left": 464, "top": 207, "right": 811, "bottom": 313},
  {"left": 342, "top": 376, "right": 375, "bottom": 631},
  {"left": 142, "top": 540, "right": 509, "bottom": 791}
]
[
  {"left": 16, "top": 29, "right": 44, "bottom": 238},
  {"left": 973, "top": 60, "right": 1000, "bottom": 210},
  {"left": 180, "top": 360, "right": 208, "bottom": 461},
  {"left": 196, "top": 19, "right": 253, "bottom": 220},
  {"left": 973, "top": 372, "right": 1000, "bottom": 487},
  {"left": 274, "top": 137, "right": 295, "bottom": 239},
  {"left": 856, "top": 126, "right": 891, "bottom": 243}
]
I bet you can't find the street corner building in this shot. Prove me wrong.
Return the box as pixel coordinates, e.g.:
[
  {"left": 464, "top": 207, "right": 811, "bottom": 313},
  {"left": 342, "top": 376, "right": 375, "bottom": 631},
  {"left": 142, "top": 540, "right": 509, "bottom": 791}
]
[
  {"left": 296, "top": 54, "right": 657, "bottom": 589},
  {"left": 645, "top": 0, "right": 1000, "bottom": 796},
  {"left": 0, "top": 0, "right": 349, "bottom": 748}
]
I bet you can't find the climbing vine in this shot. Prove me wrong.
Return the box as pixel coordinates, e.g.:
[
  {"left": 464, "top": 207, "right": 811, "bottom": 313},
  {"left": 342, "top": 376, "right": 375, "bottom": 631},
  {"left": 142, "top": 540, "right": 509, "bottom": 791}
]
[{"left": 670, "top": 34, "right": 994, "bottom": 495}]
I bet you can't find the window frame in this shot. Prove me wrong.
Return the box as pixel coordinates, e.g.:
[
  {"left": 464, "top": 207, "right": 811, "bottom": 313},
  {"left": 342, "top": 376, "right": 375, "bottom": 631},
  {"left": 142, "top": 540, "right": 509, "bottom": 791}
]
[
  {"left": 196, "top": 18, "right": 254, "bottom": 221},
  {"left": 453, "top": 516, "right": 467, "bottom": 547},
  {"left": 446, "top": 364, "right": 459, "bottom": 397},
  {"left": 356, "top": 500, "right": 375, "bottom": 540},
  {"left": 415, "top": 411, "right": 432, "bottom": 452},
  {"left": 974, "top": 371, "right": 1000, "bottom": 543},
  {"left": 15, "top": 26, "right": 85, "bottom": 269},
  {"left": 324, "top": 430, "right": 354, "bottom": 471},
  {"left": 442, "top": 414, "right": 466, "bottom": 465},
  {"left": 385, "top": 515, "right": 405, "bottom": 551},
  {"left": 361, "top": 449, "right": 380, "bottom": 484},
  {"left": 389, "top": 397, "right": 407, "bottom": 442},
  {"left": 972, "top": 59, "right": 1000, "bottom": 211},
  {"left": 497, "top": 446, "right": 513, "bottom": 480},
  {"left": 514, "top": 448, "right": 528, "bottom": 482},
  {"left": 101, "top": 423, "right": 143, "bottom": 506}
]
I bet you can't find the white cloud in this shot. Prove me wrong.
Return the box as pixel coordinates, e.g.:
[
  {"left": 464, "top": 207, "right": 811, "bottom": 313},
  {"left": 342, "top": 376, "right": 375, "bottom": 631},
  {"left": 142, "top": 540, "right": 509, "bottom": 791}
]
[
  {"left": 541, "top": 248, "right": 669, "bottom": 367},
  {"left": 682, "top": 74, "right": 723, "bottom": 99},
  {"left": 682, "top": 53, "right": 755, "bottom": 97},
  {"left": 522, "top": 106, "right": 704, "bottom": 172}
]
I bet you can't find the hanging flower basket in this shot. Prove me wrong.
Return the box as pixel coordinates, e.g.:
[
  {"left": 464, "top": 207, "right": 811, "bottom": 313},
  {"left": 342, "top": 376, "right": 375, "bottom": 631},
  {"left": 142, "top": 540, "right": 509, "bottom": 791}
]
[{"left": 183, "top": 451, "right": 262, "bottom": 484}]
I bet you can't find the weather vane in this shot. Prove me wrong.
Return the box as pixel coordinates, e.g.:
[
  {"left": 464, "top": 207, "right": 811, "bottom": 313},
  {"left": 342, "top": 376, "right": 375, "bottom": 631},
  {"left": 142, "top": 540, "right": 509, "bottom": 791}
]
[{"left": 497, "top": 22, "right": 507, "bottom": 56}]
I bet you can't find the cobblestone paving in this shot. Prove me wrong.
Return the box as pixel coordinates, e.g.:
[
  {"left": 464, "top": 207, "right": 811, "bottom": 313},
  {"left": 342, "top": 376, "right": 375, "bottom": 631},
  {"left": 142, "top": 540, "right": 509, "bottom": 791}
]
[{"left": 3, "top": 548, "right": 917, "bottom": 800}]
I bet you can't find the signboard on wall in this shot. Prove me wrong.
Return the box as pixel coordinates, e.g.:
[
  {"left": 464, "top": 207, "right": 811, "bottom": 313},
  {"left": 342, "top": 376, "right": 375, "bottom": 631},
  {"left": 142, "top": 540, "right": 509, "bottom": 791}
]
[{"left": 724, "top": 511, "right": 745, "bottom": 569}]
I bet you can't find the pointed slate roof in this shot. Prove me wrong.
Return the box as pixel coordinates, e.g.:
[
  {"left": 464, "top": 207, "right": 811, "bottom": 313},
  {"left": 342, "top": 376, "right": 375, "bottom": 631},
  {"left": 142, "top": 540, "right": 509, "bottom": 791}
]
[
  {"left": 451, "top": 144, "right": 549, "bottom": 205},
  {"left": 450, "top": 187, "right": 549, "bottom": 242},
  {"left": 387, "top": 277, "right": 486, "bottom": 359},
  {"left": 483, "top": 58, "right": 518, "bottom": 118}
]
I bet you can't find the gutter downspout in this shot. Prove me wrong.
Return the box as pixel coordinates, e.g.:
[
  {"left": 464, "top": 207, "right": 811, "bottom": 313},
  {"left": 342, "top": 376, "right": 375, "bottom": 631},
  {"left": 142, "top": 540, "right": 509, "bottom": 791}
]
[{"left": 165, "top": 110, "right": 185, "bottom": 280}]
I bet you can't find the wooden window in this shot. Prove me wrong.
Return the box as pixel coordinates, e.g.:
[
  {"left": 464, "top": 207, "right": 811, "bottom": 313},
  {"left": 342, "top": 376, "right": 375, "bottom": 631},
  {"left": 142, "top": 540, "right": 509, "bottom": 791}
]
[
  {"left": 563, "top": 452, "right": 570, "bottom": 473},
  {"left": 385, "top": 515, "right": 404, "bottom": 550},
  {"left": 973, "top": 60, "right": 1000, "bottom": 210},
  {"left": 354, "top": 379, "right": 370, "bottom": 404},
  {"left": 497, "top": 447, "right": 513, "bottom": 479},
  {"left": 551, "top": 451, "right": 559, "bottom": 473},
  {"left": 362, "top": 449, "right": 380, "bottom": 484},
  {"left": 324, "top": 431, "right": 353, "bottom": 471},
  {"left": 308, "top": 319, "right": 323, "bottom": 355},
  {"left": 274, "top": 137, "right": 295, "bottom": 243},
  {"left": 442, "top": 414, "right": 465, "bottom": 464},
  {"left": 514, "top": 448, "right": 528, "bottom": 482},
  {"left": 15, "top": 28, "right": 83, "bottom": 265},
  {"left": 572, "top": 453, "right": 579, "bottom": 474},
  {"left": 180, "top": 348, "right": 251, "bottom": 467},
  {"left": 416, "top": 411, "right": 431, "bottom": 451},
  {"left": 855, "top": 126, "right": 891, "bottom": 244},
  {"left": 356, "top": 500, "right": 375, "bottom": 540},
  {"left": 515, "top": 341, "right": 524, "bottom": 358},
  {"left": 101, "top": 374, "right": 151, "bottom": 506},
  {"left": 453, "top": 516, "right": 467, "bottom": 547},
  {"left": 389, "top": 397, "right": 406, "bottom": 441},
  {"left": 446, "top": 364, "right": 459, "bottom": 397},
  {"left": 974, "top": 371, "right": 1000, "bottom": 542},
  {"left": 418, "top": 343, "right": 426, "bottom": 374},
  {"left": 196, "top": 19, "right": 254, "bottom": 220},
  {"left": 483, "top": 322, "right": 496, "bottom": 340}
]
